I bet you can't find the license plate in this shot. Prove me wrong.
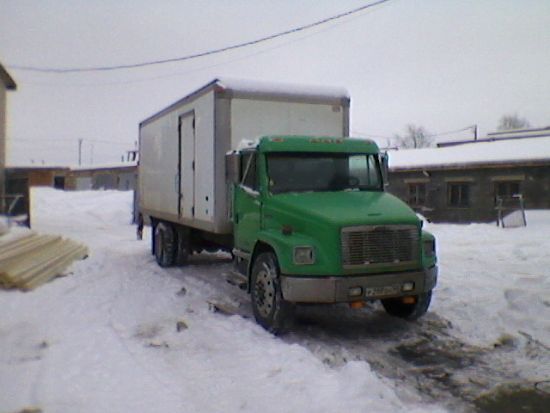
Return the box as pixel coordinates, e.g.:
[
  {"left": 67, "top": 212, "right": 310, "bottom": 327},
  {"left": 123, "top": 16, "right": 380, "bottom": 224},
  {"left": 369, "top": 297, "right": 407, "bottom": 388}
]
[{"left": 364, "top": 285, "right": 400, "bottom": 297}]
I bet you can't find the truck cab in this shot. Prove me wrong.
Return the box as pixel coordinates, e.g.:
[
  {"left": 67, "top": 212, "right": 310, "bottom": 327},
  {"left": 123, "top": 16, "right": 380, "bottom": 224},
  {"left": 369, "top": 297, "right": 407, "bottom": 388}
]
[{"left": 229, "top": 136, "right": 438, "bottom": 333}]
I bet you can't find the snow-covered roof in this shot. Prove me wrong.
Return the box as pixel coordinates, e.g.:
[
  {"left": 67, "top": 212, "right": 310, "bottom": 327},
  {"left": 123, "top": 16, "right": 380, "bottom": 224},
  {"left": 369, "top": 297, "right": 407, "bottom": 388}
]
[
  {"left": 389, "top": 136, "right": 550, "bottom": 170},
  {"left": 7, "top": 162, "right": 137, "bottom": 171},
  {"left": 68, "top": 162, "right": 137, "bottom": 171},
  {"left": 487, "top": 126, "right": 550, "bottom": 140}
]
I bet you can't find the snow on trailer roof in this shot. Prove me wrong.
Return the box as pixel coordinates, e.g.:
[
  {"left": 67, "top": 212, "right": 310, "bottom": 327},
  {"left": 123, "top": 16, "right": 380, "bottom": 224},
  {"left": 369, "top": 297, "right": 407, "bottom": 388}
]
[
  {"left": 215, "top": 77, "right": 349, "bottom": 100},
  {"left": 140, "top": 77, "right": 349, "bottom": 127},
  {"left": 389, "top": 136, "right": 550, "bottom": 170}
]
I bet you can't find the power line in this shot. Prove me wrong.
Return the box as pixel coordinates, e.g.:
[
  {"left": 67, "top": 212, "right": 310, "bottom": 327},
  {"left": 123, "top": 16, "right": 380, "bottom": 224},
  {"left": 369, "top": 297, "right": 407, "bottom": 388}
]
[
  {"left": 20, "top": 4, "right": 381, "bottom": 88},
  {"left": 8, "top": 0, "right": 391, "bottom": 74}
]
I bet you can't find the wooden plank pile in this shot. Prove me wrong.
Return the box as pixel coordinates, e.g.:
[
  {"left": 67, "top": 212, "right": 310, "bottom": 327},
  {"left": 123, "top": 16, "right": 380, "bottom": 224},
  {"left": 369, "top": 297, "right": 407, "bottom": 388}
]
[{"left": 0, "top": 232, "right": 88, "bottom": 291}]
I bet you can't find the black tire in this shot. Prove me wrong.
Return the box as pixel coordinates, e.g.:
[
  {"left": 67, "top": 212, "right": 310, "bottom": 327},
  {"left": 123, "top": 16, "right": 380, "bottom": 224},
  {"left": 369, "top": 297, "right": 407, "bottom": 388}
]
[
  {"left": 154, "top": 222, "right": 176, "bottom": 267},
  {"left": 381, "top": 291, "right": 432, "bottom": 320},
  {"left": 250, "top": 252, "right": 291, "bottom": 334},
  {"left": 174, "top": 226, "right": 190, "bottom": 266}
]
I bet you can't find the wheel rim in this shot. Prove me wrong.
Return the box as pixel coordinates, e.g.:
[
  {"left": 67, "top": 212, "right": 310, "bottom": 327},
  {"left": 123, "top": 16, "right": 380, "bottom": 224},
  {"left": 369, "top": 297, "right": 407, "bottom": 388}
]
[{"left": 254, "top": 262, "right": 276, "bottom": 318}]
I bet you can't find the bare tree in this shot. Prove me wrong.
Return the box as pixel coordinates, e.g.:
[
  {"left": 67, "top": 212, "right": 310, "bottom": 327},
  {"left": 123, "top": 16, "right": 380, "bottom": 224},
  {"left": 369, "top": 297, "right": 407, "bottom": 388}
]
[
  {"left": 393, "top": 124, "right": 433, "bottom": 149},
  {"left": 497, "top": 114, "right": 530, "bottom": 131}
]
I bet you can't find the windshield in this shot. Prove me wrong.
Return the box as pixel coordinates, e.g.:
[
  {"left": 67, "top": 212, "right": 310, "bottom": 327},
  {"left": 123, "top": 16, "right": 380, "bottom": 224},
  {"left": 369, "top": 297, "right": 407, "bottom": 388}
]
[{"left": 267, "top": 152, "right": 382, "bottom": 194}]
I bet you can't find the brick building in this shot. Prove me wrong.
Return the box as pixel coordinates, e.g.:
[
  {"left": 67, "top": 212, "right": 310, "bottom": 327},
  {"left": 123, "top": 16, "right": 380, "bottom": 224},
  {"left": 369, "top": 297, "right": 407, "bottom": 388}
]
[{"left": 387, "top": 130, "right": 550, "bottom": 223}]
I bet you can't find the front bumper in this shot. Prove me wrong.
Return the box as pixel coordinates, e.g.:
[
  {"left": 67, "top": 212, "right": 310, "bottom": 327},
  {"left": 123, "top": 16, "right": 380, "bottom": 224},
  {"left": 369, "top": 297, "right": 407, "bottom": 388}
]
[{"left": 280, "top": 266, "right": 438, "bottom": 303}]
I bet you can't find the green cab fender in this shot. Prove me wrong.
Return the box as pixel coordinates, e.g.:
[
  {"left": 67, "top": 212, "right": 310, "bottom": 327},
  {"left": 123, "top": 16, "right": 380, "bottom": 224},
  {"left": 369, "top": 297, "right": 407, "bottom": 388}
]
[{"left": 251, "top": 229, "right": 340, "bottom": 276}]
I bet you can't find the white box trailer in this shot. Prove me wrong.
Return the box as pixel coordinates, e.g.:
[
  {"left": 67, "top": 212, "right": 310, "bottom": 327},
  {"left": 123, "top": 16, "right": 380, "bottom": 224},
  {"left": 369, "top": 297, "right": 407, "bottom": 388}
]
[{"left": 138, "top": 78, "right": 350, "bottom": 241}]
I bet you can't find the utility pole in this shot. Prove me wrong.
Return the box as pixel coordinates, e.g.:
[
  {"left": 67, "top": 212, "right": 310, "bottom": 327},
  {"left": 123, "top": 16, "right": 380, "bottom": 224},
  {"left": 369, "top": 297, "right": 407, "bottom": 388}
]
[
  {"left": 78, "top": 138, "right": 83, "bottom": 166},
  {"left": 472, "top": 125, "right": 478, "bottom": 141}
]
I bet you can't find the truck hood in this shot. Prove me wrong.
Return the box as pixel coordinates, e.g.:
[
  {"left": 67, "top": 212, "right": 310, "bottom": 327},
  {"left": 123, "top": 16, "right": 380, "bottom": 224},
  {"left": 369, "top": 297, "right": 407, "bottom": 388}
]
[{"left": 267, "top": 190, "right": 419, "bottom": 227}]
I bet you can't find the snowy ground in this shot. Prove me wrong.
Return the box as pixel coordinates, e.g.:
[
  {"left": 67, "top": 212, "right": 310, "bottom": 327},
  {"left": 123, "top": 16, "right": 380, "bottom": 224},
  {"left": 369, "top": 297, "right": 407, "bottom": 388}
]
[{"left": 1, "top": 188, "right": 549, "bottom": 413}]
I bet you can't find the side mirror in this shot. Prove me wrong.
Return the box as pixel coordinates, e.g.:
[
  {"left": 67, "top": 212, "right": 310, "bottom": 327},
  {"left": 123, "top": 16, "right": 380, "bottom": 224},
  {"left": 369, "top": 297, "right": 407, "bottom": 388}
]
[
  {"left": 225, "top": 152, "right": 241, "bottom": 185},
  {"left": 379, "top": 152, "right": 389, "bottom": 187}
]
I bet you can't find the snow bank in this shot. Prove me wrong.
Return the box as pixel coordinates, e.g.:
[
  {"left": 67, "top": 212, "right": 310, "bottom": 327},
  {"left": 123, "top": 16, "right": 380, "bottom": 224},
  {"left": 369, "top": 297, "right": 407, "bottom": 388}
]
[
  {"left": 426, "top": 210, "right": 550, "bottom": 347},
  {"left": 30, "top": 187, "right": 134, "bottom": 246}
]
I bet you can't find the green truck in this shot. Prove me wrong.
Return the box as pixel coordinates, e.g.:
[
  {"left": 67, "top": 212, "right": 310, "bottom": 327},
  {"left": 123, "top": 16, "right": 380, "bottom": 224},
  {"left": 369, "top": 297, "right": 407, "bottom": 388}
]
[{"left": 138, "top": 78, "right": 437, "bottom": 333}]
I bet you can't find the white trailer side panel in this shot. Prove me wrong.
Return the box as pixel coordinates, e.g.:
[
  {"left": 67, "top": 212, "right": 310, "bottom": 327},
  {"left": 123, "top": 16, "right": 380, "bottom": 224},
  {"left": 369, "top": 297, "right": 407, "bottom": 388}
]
[
  {"left": 139, "top": 90, "right": 216, "bottom": 231},
  {"left": 140, "top": 115, "right": 179, "bottom": 218},
  {"left": 229, "top": 99, "right": 345, "bottom": 148}
]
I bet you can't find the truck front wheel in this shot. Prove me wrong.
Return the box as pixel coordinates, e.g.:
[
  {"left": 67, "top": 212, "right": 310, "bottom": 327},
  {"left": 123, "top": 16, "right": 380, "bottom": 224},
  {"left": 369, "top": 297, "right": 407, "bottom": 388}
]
[
  {"left": 381, "top": 291, "right": 432, "bottom": 320},
  {"left": 154, "top": 222, "right": 176, "bottom": 267},
  {"left": 250, "top": 252, "right": 290, "bottom": 334}
]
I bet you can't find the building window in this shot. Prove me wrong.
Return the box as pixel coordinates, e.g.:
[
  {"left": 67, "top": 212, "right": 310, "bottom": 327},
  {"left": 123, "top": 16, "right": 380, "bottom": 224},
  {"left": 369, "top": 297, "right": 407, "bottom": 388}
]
[
  {"left": 54, "top": 176, "right": 65, "bottom": 190},
  {"left": 447, "top": 183, "right": 470, "bottom": 207},
  {"left": 408, "top": 183, "right": 426, "bottom": 205},
  {"left": 494, "top": 181, "right": 521, "bottom": 205}
]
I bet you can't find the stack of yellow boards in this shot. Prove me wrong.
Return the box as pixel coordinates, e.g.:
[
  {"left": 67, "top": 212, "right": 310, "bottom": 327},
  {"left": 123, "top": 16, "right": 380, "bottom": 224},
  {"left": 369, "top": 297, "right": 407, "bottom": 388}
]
[{"left": 0, "top": 232, "right": 88, "bottom": 291}]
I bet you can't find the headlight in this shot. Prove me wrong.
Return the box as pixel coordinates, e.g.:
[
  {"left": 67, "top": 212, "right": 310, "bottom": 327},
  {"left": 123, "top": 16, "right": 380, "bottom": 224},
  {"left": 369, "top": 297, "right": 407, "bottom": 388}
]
[
  {"left": 294, "top": 246, "right": 315, "bottom": 265},
  {"left": 423, "top": 239, "right": 436, "bottom": 258}
]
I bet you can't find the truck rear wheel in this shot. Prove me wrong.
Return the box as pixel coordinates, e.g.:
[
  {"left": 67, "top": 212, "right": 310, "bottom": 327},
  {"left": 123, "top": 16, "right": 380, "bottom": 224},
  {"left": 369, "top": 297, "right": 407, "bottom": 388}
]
[
  {"left": 250, "top": 252, "right": 290, "bottom": 334},
  {"left": 174, "top": 226, "right": 190, "bottom": 266},
  {"left": 381, "top": 291, "right": 432, "bottom": 320},
  {"left": 154, "top": 222, "right": 176, "bottom": 267}
]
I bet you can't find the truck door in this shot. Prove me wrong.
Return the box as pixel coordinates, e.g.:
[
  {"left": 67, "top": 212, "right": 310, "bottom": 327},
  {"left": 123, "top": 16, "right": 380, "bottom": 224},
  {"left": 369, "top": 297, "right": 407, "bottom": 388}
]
[
  {"left": 179, "top": 111, "right": 195, "bottom": 218},
  {"left": 234, "top": 151, "right": 261, "bottom": 253}
]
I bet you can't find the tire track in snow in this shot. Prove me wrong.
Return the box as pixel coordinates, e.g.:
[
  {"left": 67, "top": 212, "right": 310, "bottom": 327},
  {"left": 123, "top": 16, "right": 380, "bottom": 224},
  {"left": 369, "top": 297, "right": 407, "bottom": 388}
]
[
  {"left": 102, "top": 251, "right": 190, "bottom": 406},
  {"left": 168, "top": 259, "right": 550, "bottom": 412}
]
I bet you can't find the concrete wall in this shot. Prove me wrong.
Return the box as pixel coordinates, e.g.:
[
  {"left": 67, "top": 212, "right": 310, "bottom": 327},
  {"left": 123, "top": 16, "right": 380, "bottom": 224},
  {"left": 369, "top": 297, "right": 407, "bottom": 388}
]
[{"left": 388, "top": 163, "right": 550, "bottom": 223}]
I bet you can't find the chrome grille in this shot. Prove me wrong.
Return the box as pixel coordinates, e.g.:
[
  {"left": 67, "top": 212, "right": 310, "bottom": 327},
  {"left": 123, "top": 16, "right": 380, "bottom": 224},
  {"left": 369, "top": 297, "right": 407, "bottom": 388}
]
[{"left": 341, "top": 225, "right": 419, "bottom": 268}]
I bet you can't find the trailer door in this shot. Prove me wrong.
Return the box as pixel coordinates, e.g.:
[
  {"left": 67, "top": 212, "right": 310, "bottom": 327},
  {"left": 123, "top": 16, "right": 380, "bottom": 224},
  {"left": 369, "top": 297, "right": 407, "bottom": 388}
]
[{"left": 179, "top": 111, "right": 196, "bottom": 218}]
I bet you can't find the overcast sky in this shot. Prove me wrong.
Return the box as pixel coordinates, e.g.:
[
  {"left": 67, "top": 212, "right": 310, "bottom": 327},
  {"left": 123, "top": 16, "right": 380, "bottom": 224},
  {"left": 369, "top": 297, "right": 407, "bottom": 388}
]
[{"left": 1, "top": 0, "right": 549, "bottom": 166}]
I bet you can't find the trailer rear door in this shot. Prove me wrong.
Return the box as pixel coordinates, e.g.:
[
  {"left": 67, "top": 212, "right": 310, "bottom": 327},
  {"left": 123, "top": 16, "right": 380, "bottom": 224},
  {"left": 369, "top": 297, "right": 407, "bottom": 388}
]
[{"left": 179, "top": 111, "right": 196, "bottom": 218}]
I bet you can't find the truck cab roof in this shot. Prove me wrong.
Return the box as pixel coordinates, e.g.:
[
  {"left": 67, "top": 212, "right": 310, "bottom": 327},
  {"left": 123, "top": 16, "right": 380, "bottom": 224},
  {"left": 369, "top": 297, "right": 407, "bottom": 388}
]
[{"left": 255, "top": 136, "right": 380, "bottom": 154}]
